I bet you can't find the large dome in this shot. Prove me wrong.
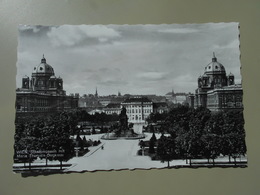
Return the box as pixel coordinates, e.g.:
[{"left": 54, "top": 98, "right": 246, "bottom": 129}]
[
  {"left": 204, "top": 53, "right": 226, "bottom": 75},
  {"left": 32, "top": 55, "right": 55, "bottom": 75}
]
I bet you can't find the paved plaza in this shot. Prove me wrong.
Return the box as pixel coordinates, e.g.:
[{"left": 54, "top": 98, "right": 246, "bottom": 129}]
[
  {"left": 66, "top": 133, "right": 175, "bottom": 172},
  {"left": 13, "top": 132, "right": 247, "bottom": 173}
]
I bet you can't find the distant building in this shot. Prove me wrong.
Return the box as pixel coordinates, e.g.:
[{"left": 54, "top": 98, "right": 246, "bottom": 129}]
[
  {"left": 121, "top": 97, "right": 153, "bottom": 123},
  {"left": 16, "top": 55, "right": 78, "bottom": 113},
  {"left": 153, "top": 102, "right": 169, "bottom": 113},
  {"left": 78, "top": 95, "right": 102, "bottom": 108},
  {"left": 88, "top": 108, "right": 103, "bottom": 115},
  {"left": 103, "top": 103, "right": 122, "bottom": 115},
  {"left": 190, "top": 53, "right": 243, "bottom": 112},
  {"left": 78, "top": 94, "right": 126, "bottom": 109},
  {"left": 97, "top": 97, "right": 112, "bottom": 106},
  {"left": 165, "top": 90, "right": 188, "bottom": 104},
  {"left": 84, "top": 95, "right": 169, "bottom": 120}
]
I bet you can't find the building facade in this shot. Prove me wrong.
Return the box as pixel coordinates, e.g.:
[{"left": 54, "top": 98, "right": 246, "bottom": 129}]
[
  {"left": 191, "top": 53, "right": 243, "bottom": 112},
  {"left": 16, "top": 55, "right": 78, "bottom": 113},
  {"left": 121, "top": 97, "right": 153, "bottom": 123},
  {"left": 103, "top": 103, "right": 122, "bottom": 115},
  {"left": 165, "top": 90, "right": 188, "bottom": 105}
]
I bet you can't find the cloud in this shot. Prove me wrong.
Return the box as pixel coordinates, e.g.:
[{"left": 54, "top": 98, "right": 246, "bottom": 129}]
[
  {"left": 17, "top": 23, "right": 241, "bottom": 96},
  {"left": 19, "top": 25, "right": 40, "bottom": 33},
  {"left": 136, "top": 71, "right": 167, "bottom": 81},
  {"left": 47, "top": 25, "right": 121, "bottom": 47},
  {"left": 213, "top": 39, "right": 239, "bottom": 50},
  {"left": 98, "top": 79, "right": 128, "bottom": 86},
  {"left": 158, "top": 28, "right": 199, "bottom": 34}
]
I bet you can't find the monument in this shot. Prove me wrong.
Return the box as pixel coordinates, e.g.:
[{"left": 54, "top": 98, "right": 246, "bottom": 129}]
[{"left": 101, "top": 107, "right": 145, "bottom": 140}]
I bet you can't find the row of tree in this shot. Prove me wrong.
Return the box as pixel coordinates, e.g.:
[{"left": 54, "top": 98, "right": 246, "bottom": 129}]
[
  {"left": 75, "top": 134, "right": 101, "bottom": 149},
  {"left": 74, "top": 109, "right": 119, "bottom": 124},
  {"left": 14, "top": 111, "right": 79, "bottom": 167},
  {"left": 146, "top": 106, "right": 247, "bottom": 166},
  {"left": 14, "top": 109, "right": 119, "bottom": 167}
]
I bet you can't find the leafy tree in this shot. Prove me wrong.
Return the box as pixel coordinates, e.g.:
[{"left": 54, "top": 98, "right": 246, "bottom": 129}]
[
  {"left": 14, "top": 111, "right": 77, "bottom": 169},
  {"left": 156, "top": 134, "right": 176, "bottom": 167},
  {"left": 201, "top": 134, "right": 221, "bottom": 165},
  {"left": 147, "top": 112, "right": 168, "bottom": 123},
  {"left": 148, "top": 133, "right": 157, "bottom": 154},
  {"left": 150, "top": 132, "right": 157, "bottom": 143},
  {"left": 148, "top": 141, "right": 155, "bottom": 154},
  {"left": 139, "top": 140, "right": 145, "bottom": 156},
  {"left": 76, "top": 134, "right": 83, "bottom": 148},
  {"left": 150, "top": 125, "right": 155, "bottom": 133},
  {"left": 92, "top": 126, "right": 96, "bottom": 134},
  {"left": 82, "top": 135, "right": 88, "bottom": 144}
]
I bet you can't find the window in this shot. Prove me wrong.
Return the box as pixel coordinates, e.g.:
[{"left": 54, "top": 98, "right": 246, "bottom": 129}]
[
  {"left": 227, "top": 102, "right": 234, "bottom": 107},
  {"left": 236, "top": 102, "right": 242, "bottom": 107},
  {"left": 38, "top": 80, "right": 44, "bottom": 86}
]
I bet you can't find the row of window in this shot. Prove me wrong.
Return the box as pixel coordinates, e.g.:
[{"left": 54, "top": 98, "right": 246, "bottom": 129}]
[
  {"left": 124, "top": 105, "right": 152, "bottom": 108},
  {"left": 20, "top": 98, "right": 73, "bottom": 107},
  {"left": 207, "top": 102, "right": 243, "bottom": 108},
  {"left": 21, "top": 98, "right": 49, "bottom": 107},
  {"left": 207, "top": 94, "right": 242, "bottom": 104},
  {"left": 128, "top": 115, "right": 148, "bottom": 121},
  {"left": 105, "top": 111, "right": 121, "bottom": 114},
  {"left": 126, "top": 109, "right": 152, "bottom": 114}
]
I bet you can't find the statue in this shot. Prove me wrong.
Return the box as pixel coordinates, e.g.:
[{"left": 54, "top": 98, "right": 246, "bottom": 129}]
[
  {"left": 101, "top": 107, "right": 145, "bottom": 139},
  {"left": 119, "top": 107, "right": 128, "bottom": 131}
]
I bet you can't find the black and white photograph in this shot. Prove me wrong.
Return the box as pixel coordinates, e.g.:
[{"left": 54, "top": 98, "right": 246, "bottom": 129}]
[{"left": 14, "top": 23, "right": 247, "bottom": 176}]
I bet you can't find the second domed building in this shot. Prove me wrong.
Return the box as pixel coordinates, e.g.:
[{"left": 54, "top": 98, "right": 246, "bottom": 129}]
[{"left": 190, "top": 53, "right": 243, "bottom": 112}]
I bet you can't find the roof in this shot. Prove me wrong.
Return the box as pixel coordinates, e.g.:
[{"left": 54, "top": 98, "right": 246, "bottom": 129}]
[
  {"left": 153, "top": 102, "right": 168, "bottom": 108},
  {"left": 122, "top": 96, "right": 152, "bottom": 103},
  {"left": 106, "top": 103, "right": 121, "bottom": 108},
  {"left": 204, "top": 54, "right": 226, "bottom": 75},
  {"left": 32, "top": 56, "right": 55, "bottom": 76},
  {"left": 165, "top": 92, "right": 173, "bottom": 95},
  {"left": 207, "top": 84, "right": 243, "bottom": 93}
]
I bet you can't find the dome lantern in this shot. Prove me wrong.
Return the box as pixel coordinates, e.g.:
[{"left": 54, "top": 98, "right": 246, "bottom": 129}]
[
  {"left": 212, "top": 52, "right": 217, "bottom": 62},
  {"left": 41, "top": 54, "right": 46, "bottom": 64}
]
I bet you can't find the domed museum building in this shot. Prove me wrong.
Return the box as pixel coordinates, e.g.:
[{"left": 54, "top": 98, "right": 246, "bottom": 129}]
[
  {"left": 189, "top": 53, "right": 243, "bottom": 112},
  {"left": 16, "top": 55, "right": 78, "bottom": 114}
]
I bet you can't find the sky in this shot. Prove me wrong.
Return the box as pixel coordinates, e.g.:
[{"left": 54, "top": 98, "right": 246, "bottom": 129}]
[{"left": 17, "top": 23, "right": 241, "bottom": 96}]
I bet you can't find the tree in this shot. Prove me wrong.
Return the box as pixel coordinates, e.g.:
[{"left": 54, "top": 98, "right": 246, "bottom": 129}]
[
  {"left": 150, "top": 132, "right": 157, "bottom": 143},
  {"left": 139, "top": 140, "right": 145, "bottom": 156},
  {"left": 148, "top": 141, "right": 155, "bottom": 154},
  {"left": 201, "top": 134, "right": 221, "bottom": 165},
  {"left": 82, "top": 136, "right": 89, "bottom": 147},
  {"left": 92, "top": 126, "right": 96, "bottom": 134},
  {"left": 148, "top": 133, "right": 157, "bottom": 154},
  {"left": 156, "top": 134, "right": 175, "bottom": 168},
  {"left": 150, "top": 125, "right": 155, "bottom": 133},
  {"left": 76, "top": 134, "right": 83, "bottom": 148}
]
